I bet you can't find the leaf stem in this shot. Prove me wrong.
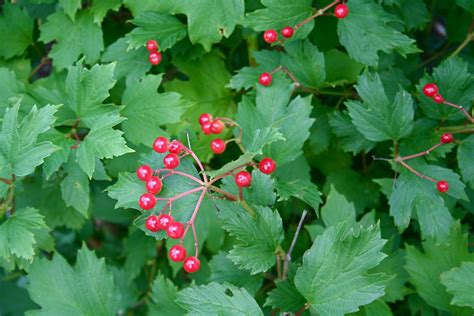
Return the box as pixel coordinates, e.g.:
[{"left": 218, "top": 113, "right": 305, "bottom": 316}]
[
  {"left": 282, "top": 210, "right": 308, "bottom": 280},
  {"left": 450, "top": 32, "right": 474, "bottom": 57}
]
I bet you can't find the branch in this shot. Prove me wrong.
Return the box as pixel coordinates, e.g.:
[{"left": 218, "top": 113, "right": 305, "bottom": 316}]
[{"left": 282, "top": 210, "right": 308, "bottom": 280}]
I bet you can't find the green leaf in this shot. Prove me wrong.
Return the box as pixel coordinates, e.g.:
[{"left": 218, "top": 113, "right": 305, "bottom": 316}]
[
  {"left": 148, "top": 274, "right": 186, "bottom": 315},
  {"left": 61, "top": 154, "right": 90, "bottom": 217},
  {"left": 26, "top": 245, "right": 121, "bottom": 315},
  {"left": 458, "top": 135, "right": 474, "bottom": 188},
  {"left": 0, "top": 4, "right": 34, "bottom": 59},
  {"left": 294, "top": 221, "right": 391, "bottom": 315},
  {"left": 337, "top": 0, "right": 419, "bottom": 66},
  {"left": 265, "top": 280, "right": 306, "bottom": 313},
  {"left": 330, "top": 111, "right": 376, "bottom": 154},
  {"left": 41, "top": 129, "right": 74, "bottom": 179},
  {"left": 216, "top": 201, "right": 284, "bottom": 274},
  {"left": 156, "top": 0, "right": 245, "bottom": 51},
  {"left": 347, "top": 71, "right": 414, "bottom": 142},
  {"left": 321, "top": 186, "right": 356, "bottom": 227},
  {"left": 457, "top": 0, "right": 474, "bottom": 13},
  {"left": 106, "top": 172, "right": 143, "bottom": 210},
  {"left": 324, "top": 49, "right": 364, "bottom": 87},
  {"left": 389, "top": 164, "right": 466, "bottom": 241},
  {"left": 418, "top": 57, "right": 474, "bottom": 121},
  {"left": 121, "top": 74, "right": 190, "bottom": 146},
  {"left": 39, "top": 11, "right": 104, "bottom": 70},
  {"left": 123, "top": 229, "right": 156, "bottom": 281},
  {"left": 276, "top": 178, "right": 322, "bottom": 213},
  {"left": 90, "top": 0, "right": 122, "bottom": 23},
  {"left": 441, "top": 262, "right": 474, "bottom": 308},
  {"left": 58, "top": 0, "right": 81, "bottom": 20},
  {"left": 0, "top": 67, "right": 36, "bottom": 116},
  {"left": 405, "top": 223, "right": 474, "bottom": 313},
  {"left": 176, "top": 282, "right": 263, "bottom": 315},
  {"left": 0, "top": 207, "right": 53, "bottom": 264},
  {"left": 126, "top": 12, "right": 187, "bottom": 51},
  {"left": 0, "top": 101, "right": 59, "bottom": 177}
]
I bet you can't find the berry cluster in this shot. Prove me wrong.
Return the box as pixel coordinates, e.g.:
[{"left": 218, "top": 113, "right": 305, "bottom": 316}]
[
  {"left": 423, "top": 83, "right": 474, "bottom": 123},
  {"left": 146, "top": 40, "right": 162, "bottom": 66}
]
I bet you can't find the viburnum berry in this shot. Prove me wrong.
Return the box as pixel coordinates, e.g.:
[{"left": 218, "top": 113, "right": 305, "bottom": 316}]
[
  {"left": 235, "top": 170, "right": 252, "bottom": 187},
  {"left": 263, "top": 29, "right": 278, "bottom": 43},
  {"left": 167, "top": 222, "right": 185, "bottom": 239},
  {"left": 281, "top": 26, "right": 294, "bottom": 38},
  {"left": 149, "top": 52, "right": 162, "bottom": 65},
  {"left": 211, "top": 119, "right": 225, "bottom": 134},
  {"left": 201, "top": 122, "right": 212, "bottom": 135},
  {"left": 153, "top": 136, "right": 169, "bottom": 153},
  {"left": 163, "top": 153, "right": 180, "bottom": 169},
  {"left": 138, "top": 193, "right": 156, "bottom": 210},
  {"left": 199, "top": 113, "right": 213, "bottom": 125},
  {"left": 334, "top": 3, "right": 349, "bottom": 19},
  {"left": 146, "top": 40, "right": 158, "bottom": 52},
  {"left": 258, "top": 72, "right": 272, "bottom": 86},
  {"left": 437, "top": 180, "right": 449, "bottom": 193},
  {"left": 145, "top": 176, "right": 163, "bottom": 194},
  {"left": 136, "top": 165, "right": 153, "bottom": 181},
  {"left": 423, "top": 83, "right": 438, "bottom": 97},
  {"left": 259, "top": 158, "right": 276, "bottom": 174},
  {"left": 145, "top": 215, "right": 160, "bottom": 232},
  {"left": 433, "top": 94, "right": 444, "bottom": 104},
  {"left": 168, "top": 140, "right": 183, "bottom": 154},
  {"left": 440, "top": 133, "right": 454, "bottom": 144},
  {"left": 169, "top": 245, "right": 187, "bottom": 262},
  {"left": 210, "top": 139, "right": 226, "bottom": 154},
  {"left": 157, "top": 214, "right": 173, "bottom": 230},
  {"left": 183, "top": 256, "right": 201, "bottom": 273}
]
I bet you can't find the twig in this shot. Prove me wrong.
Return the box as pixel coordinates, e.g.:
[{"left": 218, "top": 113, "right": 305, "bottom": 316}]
[
  {"left": 451, "top": 32, "right": 474, "bottom": 57},
  {"left": 282, "top": 210, "right": 308, "bottom": 280},
  {"left": 443, "top": 101, "right": 474, "bottom": 123},
  {"left": 295, "top": 0, "right": 341, "bottom": 29}
]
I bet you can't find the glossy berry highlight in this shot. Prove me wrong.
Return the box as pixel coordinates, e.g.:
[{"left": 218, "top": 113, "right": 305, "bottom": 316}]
[
  {"left": 437, "top": 180, "right": 449, "bottom": 193},
  {"left": 145, "top": 176, "right": 163, "bottom": 194},
  {"left": 211, "top": 119, "right": 225, "bottom": 134},
  {"left": 423, "top": 83, "right": 438, "bottom": 97},
  {"left": 334, "top": 3, "right": 349, "bottom": 19},
  {"left": 263, "top": 29, "right": 278, "bottom": 43},
  {"left": 259, "top": 158, "right": 276, "bottom": 174},
  {"left": 183, "top": 256, "right": 201, "bottom": 273},
  {"left": 169, "top": 245, "right": 187, "bottom": 262},
  {"left": 168, "top": 140, "right": 183, "bottom": 154},
  {"left": 281, "top": 26, "right": 294, "bottom": 38},
  {"left": 201, "top": 122, "right": 212, "bottom": 135},
  {"left": 157, "top": 214, "right": 174, "bottom": 230},
  {"left": 235, "top": 171, "right": 252, "bottom": 187},
  {"left": 145, "top": 215, "right": 160, "bottom": 232},
  {"left": 199, "top": 113, "right": 213, "bottom": 125},
  {"left": 149, "top": 52, "right": 162, "bottom": 65},
  {"left": 258, "top": 72, "right": 272, "bottom": 86},
  {"left": 440, "top": 133, "right": 453, "bottom": 144},
  {"left": 210, "top": 139, "right": 226, "bottom": 154},
  {"left": 153, "top": 136, "right": 169, "bottom": 153},
  {"left": 136, "top": 165, "right": 153, "bottom": 181},
  {"left": 163, "top": 153, "right": 180, "bottom": 169},
  {"left": 146, "top": 40, "right": 158, "bottom": 52},
  {"left": 433, "top": 94, "right": 444, "bottom": 104},
  {"left": 138, "top": 193, "right": 156, "bottom": 210},
  {"left": 167, "top": 222, "right": 185, "bottom": 239}
]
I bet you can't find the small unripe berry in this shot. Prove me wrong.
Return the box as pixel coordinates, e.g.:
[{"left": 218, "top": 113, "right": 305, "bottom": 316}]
[
  {"left": 163, "top": 153, "right": 180, "bottom": 169},
  {"left": 210, "top": 139, "right": 226, "bottom": 154},
  {"left": 334, "top": 3, "right": 349, "bottom": 19},
  {"left": 423, "top": 83, "right": 438, "bottom": 97},
  {"left": 145, "top": 215, "right": 160, "bottom": 232},
  {"left": 145, "top": 176, "right": 163, "bottom": 194},
  {"left": 157, "top": 214, "right": 173, "bottom": 230},
  {"left": 201, "top": 122, "right": 212, "bottom": 135},
  {"left": 183, "top": 256, "right": 201, "bottom": 273},
  {"left": 146, "top": 40, "right": 158, "bottom": 52},
  {"left": 168, "top": 140, "right": 183, "bottom": 154},
  {"left": 263, "top": 29, "right": 278, "bottom": 43},
  {"left": 153, "top": 136, "right": 169, "bottom": 153},
  {"left": 138, "top": 193, "right": 156, "bottom": 210},
  {"left": 199, "top": 113, "right": 213, "bottom": 125},
  {"left": 169, "top": 245, "right": 187, "bottom": 262},
  {"left": 281, "top": 26, "right": 294, "bottom": 38},
  {"left": 259, "top": 72, "right": 272, "bottom": 86},
  {"left": 440, "top": 133, "right": 454, "bottom": 144},
  {"left": 149, "top": 52, "right": 162, "bottom": 65},
  {"left": 211, "top": 119, "right": 225, "bottom": 134},
  {"left": 167, "top": 222, "right": 185, "bottom": 239},
  {"left": 136, "top": 165, "right": 153, "bottom": 181},
  {"left": 235, "top": 170, "right": 252, "bottom": 187},
  {"left": 437, "top": 180, "right": 449, "bottom": 193},
  {"left": 259, "top": 158, "right": 276, "bottom": 174},
  {"left": 433, "top": 94, "right": 444, "bottom": 104}
]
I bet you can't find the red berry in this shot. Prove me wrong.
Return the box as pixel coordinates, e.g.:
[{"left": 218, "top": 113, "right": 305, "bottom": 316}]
[
  {"left": 423, "top": 83, "right": 438, "bottom": 97},
  {"left": 149, "top": 52, "right": 162, "bottom": 65},
  {"left": 258, "top": 72, "right": 272, "bottom": 86},
  {"left": 153, "top": 136, "right": 169, "bottom": 153},
  {"left": 199, "top": 113, "right": 213, "bottom": 125},
  {"left": 183, "top": 256, "right": 201, "bottom": 273},
  {"left": 281, "top": 26, "right": 294, "bottom": 38},
  {"left": 210, "top": 139, "right": 226, "bottom": 154},
  {"left": 211, "top": 119, "right": 225, "bottom": 134},
  {"left": 440, "top": 133, "right": 454, "bottom": 144},
  {"left": 235, "top": 171, "right": 252, "bottom": 187},
  {"left": 433, "top": 94, "right": 444, "bottom": 104},
  {"left": 145, "top": 215, "right": 160, "bottom": 232},
  {"left": 168, "top": 140, "right": 183, "bottom": 154},
  {"left": 163, "top": 153, "right": 180, "bottom": 169},
  {"left": 169, "top": 245, "right": 187, "bottom": 262},
  {"left": 437, "top": 180, "right": 449, "bottom": 193},
  {"left": 334, "top": 3, "right": 349, "bottom": 19},
  {"left": 136, "top": 165, "right": 153, "bottom": 181},
  {"left": 157, "top": 214, "right": 174, "bottom": 230},
  {"left": 201, "top": 122, "right": 212, "bottom": 135},
  {"left": 167, "top": 222, "right": 185, "bottom": 239},
  {"left": 138, "top": 193, "right": 156, "bottom": 210},
  {"left": 263, "top": 29, "right": 278, "bottom": 43},
  {"left": 146, "top": 40, "right": 158, "bottom": 52},
  {"left": 259, "top": 158, "right": 276, "bottom": 174},
  {"left": 145, "top": 176, "right": 163, "bottom": 194}
]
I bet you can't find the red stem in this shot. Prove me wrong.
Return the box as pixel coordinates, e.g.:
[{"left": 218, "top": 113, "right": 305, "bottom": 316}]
[
  {"left": 397, "top": 142, "right": 444, "bottom": 161},
  {"left": 398, "top": 160, "right": 437, "bottom": 183},
  {"left": 156, "top": 169, "right": 204, "bottom": 185},
  {"left": 295, "top": 0, "right": 341, "bottom": 29},
  {"left": 156, "top": 186, "right": 204, "bottom": 202},
  {"left": 182, "top": 147, "right": 208, "bottom": 183},
  {"left": 444, "top": 101, "right": 474, "bottom": 123}
]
